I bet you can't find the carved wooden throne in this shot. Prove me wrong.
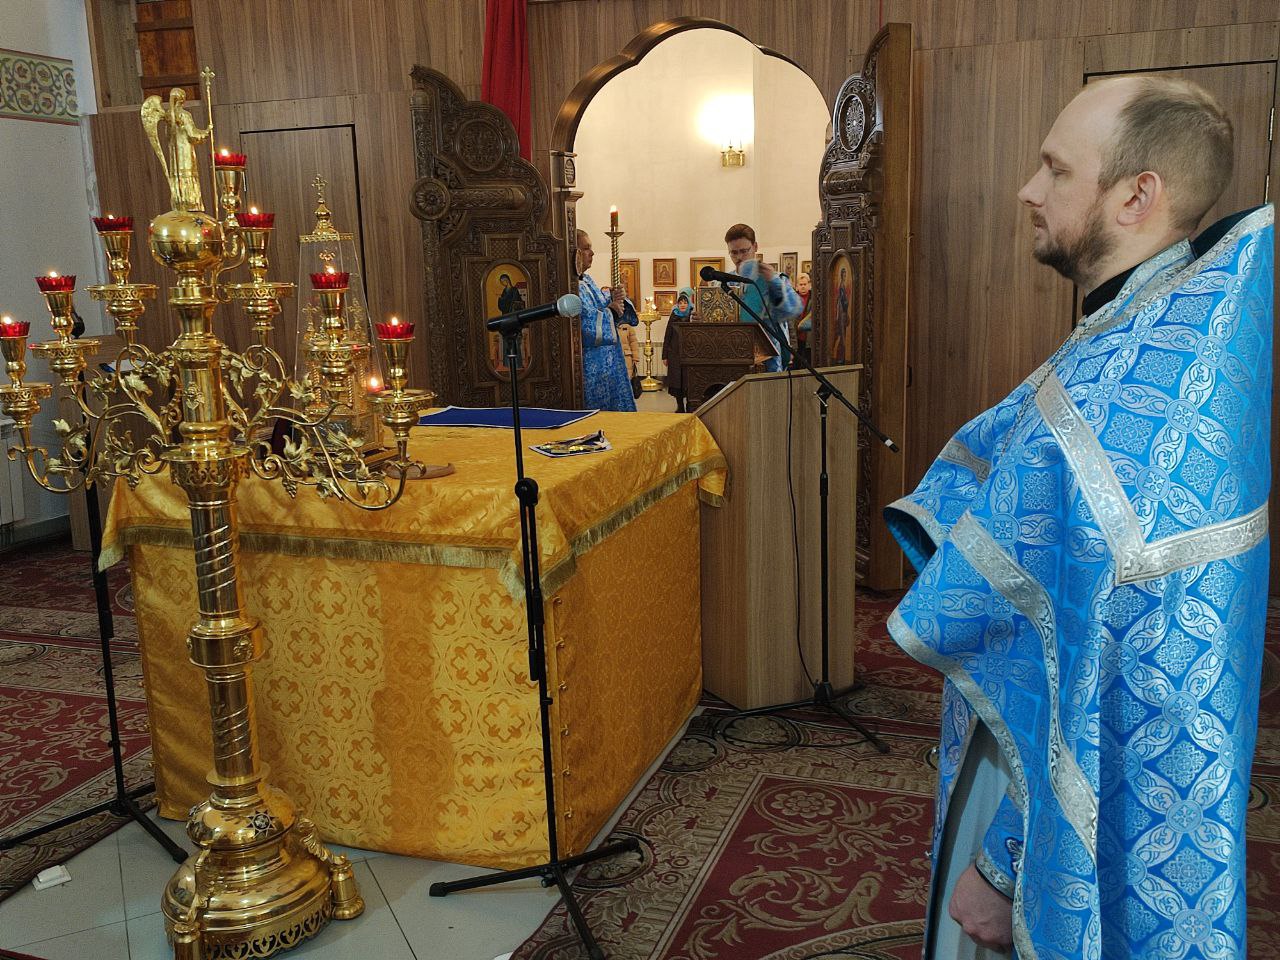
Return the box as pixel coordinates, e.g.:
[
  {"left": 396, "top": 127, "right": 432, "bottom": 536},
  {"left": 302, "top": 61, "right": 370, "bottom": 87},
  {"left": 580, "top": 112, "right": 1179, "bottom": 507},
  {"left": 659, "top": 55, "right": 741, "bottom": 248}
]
[
  {"left": 409, "top": 67, "right": 581, "bottom": 408},
  {"left": 810, "top": 24, "right": 913, "bottom": 591}
]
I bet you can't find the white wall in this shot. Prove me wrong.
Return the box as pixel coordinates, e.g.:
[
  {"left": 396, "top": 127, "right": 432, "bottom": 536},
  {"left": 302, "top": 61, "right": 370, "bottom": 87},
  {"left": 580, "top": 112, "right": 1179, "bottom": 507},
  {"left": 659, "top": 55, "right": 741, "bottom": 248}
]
[
  {"left": 573, "top": 27, "right": 829, "bottom": 343},
  {"left": 0, "top": 0, "right": 103, "bottom": 533}
]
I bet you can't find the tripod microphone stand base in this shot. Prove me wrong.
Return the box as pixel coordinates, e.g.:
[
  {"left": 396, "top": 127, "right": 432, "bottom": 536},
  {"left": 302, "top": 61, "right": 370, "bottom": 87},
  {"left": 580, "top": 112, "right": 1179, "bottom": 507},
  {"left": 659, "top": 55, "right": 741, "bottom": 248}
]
[
  {"left": 733, "top": 680, "right": 891, "bottom": 755},
  {"left": 429, "top": 836, "right": 641, "bottom": 960},
  {"left": 0, "top": 783, "right": 187, "bottom": 862}
]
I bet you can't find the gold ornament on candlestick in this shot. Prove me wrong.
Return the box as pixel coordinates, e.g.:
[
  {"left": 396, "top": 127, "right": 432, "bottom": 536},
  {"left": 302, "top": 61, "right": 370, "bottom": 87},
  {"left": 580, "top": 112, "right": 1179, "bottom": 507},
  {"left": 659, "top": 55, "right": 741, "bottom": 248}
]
[{"left": 0, "top": 68, "right": 441, "bottom": 960}]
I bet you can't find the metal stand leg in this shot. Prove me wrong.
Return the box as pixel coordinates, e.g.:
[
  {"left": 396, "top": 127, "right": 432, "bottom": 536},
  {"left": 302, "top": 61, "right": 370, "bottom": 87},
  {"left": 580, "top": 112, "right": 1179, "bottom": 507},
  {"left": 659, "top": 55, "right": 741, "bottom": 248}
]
[{"left": 0, "top": 482, "right": 186, "bottom": 861}]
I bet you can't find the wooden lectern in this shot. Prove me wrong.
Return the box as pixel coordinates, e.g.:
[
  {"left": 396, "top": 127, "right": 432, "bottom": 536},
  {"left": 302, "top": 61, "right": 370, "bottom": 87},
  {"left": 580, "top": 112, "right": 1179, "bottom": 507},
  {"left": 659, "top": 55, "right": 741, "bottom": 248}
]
[
  {"left": 697, "top": 366, "right": 861, "bottom": 708},
  {"left": 667, "top": 321, "right": 777, "bottom": 412}
]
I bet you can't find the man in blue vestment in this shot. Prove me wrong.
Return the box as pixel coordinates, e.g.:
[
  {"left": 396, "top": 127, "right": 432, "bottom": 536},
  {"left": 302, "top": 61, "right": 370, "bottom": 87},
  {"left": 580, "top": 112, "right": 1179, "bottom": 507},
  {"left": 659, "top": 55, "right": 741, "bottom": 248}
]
[
  {"left": 575, "top": 228, "right": 636, "bottom": 412},
  {"left": 885, "top": 76, "right": 1273, "bottom": 958},
  {"left": 724, "top": 223, "right": 804, "bottom": 372}
]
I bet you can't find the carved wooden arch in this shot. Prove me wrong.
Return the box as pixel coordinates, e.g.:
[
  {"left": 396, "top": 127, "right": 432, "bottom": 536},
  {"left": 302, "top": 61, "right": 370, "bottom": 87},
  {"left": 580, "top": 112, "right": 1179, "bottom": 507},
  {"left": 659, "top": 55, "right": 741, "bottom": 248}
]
[
  {"left": 546, "top": 17, "right": 816, "bottom": 268},
  {"left": 409, "top": 66, "right": 579, "bottom": 408},
  {"left": 810, "top": 23, "right": 913, "bottom": 591}
]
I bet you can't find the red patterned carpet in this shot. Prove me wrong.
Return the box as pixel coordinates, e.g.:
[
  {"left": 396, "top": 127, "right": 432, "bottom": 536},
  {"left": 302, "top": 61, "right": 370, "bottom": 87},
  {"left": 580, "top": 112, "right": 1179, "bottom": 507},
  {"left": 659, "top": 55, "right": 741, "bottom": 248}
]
[
  {"left": 512, "top": 591, "right": 1280, "bottom": 960},
  {"left": 0, "top": 537, "right": 153, "bottom": 903}
]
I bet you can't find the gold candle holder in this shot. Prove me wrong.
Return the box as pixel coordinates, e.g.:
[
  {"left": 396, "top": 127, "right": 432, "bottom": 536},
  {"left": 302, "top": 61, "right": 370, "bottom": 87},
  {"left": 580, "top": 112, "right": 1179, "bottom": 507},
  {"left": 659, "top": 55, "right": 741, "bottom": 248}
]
[
  {"left": 0, "top": 318, "right": 53, "bottom": 438},
  {"left": 88, "top": 218, "right": 158, "bottom": 348},
  {"left": 30, "top": 277, "right": 98, "bottom": 386},
  {"left": 1, "top": 318, "right": 30, "bottom": 386},
  {"left": 367, "top": 319, "right": 451, "bottom": 478},
  {"left": 224, "top": 211, "right": 294, "bottom": 347},
  {"left": 309, "top": 274, "right": 355, "bottom": 400}
]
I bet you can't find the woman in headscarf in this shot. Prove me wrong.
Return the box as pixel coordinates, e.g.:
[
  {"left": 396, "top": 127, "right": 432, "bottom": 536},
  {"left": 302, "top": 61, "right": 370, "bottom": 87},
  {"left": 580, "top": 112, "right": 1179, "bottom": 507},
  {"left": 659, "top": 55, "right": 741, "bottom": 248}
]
[{"left": 662, "top": 286, "right": 694, "bottom": 412}]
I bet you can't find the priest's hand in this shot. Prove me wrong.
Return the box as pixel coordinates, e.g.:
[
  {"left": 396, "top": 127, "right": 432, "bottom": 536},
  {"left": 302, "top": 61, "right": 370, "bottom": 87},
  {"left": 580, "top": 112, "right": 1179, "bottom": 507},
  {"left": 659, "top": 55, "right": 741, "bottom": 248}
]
[
  {"left": 758, "top": 260, "right": 776, "bottom": 282},
  {"left": 948, "top": 863, "right": 1013, "bottom": 952},
  {"left": 608, "top": 287, "right": 625, "bottom": 316}
]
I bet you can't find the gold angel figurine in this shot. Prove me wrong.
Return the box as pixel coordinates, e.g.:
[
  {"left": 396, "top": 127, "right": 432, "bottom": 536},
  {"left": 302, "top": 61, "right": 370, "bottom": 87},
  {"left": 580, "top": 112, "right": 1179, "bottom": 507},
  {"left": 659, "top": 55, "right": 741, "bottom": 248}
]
[{"left": 141, "top": 87, "right": 212, "bottom": 211}]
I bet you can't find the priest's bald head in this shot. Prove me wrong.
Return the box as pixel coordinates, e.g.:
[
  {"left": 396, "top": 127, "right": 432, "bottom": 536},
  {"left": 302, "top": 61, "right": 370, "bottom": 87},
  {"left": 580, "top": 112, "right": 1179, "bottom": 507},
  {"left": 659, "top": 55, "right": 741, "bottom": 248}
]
[{"left": 1017, "top": 76, "right": 1233, "bottom": 293}]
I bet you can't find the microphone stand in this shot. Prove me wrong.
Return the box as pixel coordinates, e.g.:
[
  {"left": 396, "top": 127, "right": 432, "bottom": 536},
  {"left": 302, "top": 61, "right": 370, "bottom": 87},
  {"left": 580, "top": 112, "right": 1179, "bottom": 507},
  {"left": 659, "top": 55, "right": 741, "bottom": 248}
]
[
  {"left": 0, "top": 446, "right": 187, "bottom": 862},
  {"left": 721, "top": 281, "right": 892, "bottom": 754},
  {"left": 429, "top": 318, "right": 640, "bottom": 960}
]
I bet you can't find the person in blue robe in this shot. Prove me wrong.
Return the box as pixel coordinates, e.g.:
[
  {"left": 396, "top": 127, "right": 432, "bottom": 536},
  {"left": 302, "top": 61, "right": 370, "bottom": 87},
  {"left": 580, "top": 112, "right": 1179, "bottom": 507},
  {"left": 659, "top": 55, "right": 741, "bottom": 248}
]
[
  {"left": 884, "top": 76, "right": 1273, "bottom": 959},
  {"left": 724, "top": 223, "right": 804, "bottom": 372},
  {"left": 574, "top": 229, "right": 636, "bottom": 412}
]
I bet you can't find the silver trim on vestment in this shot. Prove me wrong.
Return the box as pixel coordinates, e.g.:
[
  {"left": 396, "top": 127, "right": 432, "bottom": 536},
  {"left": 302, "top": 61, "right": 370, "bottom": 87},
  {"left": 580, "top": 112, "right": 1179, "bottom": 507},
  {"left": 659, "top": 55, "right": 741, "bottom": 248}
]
[{"left": 1036, "top": 373, "right": 1268, "bottom": 584}]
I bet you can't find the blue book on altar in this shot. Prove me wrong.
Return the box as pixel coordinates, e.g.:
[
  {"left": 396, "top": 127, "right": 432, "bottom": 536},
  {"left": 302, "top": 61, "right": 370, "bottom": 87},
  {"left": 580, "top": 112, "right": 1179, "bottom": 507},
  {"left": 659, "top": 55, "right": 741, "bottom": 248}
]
[{"left": 417, "top": 406, "right": 599, "bottom": 430}]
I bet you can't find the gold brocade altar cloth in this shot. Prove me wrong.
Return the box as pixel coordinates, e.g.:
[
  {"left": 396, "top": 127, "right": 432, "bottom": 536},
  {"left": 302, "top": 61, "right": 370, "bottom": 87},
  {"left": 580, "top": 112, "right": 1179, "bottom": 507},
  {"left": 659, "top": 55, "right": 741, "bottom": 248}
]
[{"left": 102, "top": 412, "right": 726, "bottom": 868}]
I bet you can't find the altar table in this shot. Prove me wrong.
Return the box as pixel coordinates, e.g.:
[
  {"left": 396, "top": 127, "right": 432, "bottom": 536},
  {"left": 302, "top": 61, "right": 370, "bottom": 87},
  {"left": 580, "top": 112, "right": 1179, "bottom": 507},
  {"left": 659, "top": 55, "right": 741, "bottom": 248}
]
[{"left": 102, "top": 412, "right": 725, "bottom": 868}]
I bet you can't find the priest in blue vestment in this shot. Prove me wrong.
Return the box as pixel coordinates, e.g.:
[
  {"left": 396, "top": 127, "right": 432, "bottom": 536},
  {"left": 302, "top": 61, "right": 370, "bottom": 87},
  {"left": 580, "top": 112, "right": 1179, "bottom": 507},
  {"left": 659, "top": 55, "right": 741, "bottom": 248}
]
[
  {"left": 574, "top": 228, "right": 636, "bottom": 412},
  {"left": 885, "top": 76, "right": 1273, "bottom": 959}
]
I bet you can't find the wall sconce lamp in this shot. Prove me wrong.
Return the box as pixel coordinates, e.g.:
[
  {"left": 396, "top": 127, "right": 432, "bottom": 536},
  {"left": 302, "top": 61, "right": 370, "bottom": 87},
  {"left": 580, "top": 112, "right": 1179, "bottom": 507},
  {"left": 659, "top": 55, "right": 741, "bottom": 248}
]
[{"left": 721, "top": 139, "right": 746, "bottom": 168}]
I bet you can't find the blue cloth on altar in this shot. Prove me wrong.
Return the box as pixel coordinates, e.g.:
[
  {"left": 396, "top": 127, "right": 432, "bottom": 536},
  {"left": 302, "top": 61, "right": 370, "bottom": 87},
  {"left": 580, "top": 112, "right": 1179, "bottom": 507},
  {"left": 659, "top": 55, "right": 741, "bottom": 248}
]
[
  {"left": 885, "top": 206, "right": 1273, "bottom": 959},
  {"left": 578, "top": 273, "right": 636, "bottom": 412},
  {"left": 417, "top": 406, "right": 598, "bottom": 430}
]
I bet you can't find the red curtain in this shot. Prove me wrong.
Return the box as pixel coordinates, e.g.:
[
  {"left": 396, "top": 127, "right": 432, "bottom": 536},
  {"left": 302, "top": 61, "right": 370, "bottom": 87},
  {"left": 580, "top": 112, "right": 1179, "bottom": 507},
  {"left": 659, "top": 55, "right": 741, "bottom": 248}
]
[{"left": 481, "top": 0, "right": 531, "bottom": 161}]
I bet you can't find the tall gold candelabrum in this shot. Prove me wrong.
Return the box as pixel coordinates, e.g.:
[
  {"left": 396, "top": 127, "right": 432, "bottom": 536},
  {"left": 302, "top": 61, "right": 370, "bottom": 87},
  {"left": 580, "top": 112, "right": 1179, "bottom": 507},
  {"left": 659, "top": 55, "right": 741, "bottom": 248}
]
[{"left": 0, "top": 71, "right": 437, "bottom": 960}]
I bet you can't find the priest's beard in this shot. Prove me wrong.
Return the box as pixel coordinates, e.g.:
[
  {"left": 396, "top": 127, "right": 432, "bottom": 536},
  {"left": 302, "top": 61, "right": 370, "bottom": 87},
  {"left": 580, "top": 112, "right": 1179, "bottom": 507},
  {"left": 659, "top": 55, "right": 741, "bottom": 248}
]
[{"left": 1033, "top": 199, "right": 1116, "bottom": 287}]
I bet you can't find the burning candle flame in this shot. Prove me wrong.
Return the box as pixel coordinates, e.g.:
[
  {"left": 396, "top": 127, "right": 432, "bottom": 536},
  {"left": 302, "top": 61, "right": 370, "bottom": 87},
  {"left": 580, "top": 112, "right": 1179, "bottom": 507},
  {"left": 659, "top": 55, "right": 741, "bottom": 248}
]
[
  {"left": 48, "top": 270, "right": 58, "bottom": 278},
  {"left": 219, "top": 148, "right": 229, "bottom": 157},
  {"left": 390, "top": 315, "right": 400, "bottom": 326},
  {"left": 249, "top": 205, "right": 259, "bottom": 215},
  {"left": 369, "top": 375, "right": 382, "bottom": 390},
  {"left": 2, "top": 315, "right": 12, "bottom": 325},
  {"left": 326, "top": 265, "right": 336, "bottom": 274}
]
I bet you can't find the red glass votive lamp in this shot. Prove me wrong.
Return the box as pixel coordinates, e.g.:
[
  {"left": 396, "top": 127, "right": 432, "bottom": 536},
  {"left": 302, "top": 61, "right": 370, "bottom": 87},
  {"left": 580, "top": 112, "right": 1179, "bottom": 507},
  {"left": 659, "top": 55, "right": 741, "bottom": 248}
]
[
  {"left": 238, "top": 211, "right": 275, "bottom": 230},
  {"left": 311, "top": 271, "right": 350, "bottom": 290},
  {"left": 375, "top": 318, "right": 415, "bottom": 340},
  {"left": 35, "top": 274, "right": 75, "bottom": 293},
  {"left": 214, "top": 150, "right": 247, "bottom": 168},
  {"left": 0, "top": 317, "right": 30, "bottom": 337},
  {"left": 92, "top": 215, "right": 133, "bottom": 233}
]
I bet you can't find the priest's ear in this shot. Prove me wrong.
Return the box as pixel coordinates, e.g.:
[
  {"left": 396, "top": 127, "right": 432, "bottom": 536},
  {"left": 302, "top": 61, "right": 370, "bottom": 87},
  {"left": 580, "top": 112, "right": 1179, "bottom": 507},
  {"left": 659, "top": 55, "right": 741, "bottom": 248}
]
[{"left": 1115, "top": 169, "right": 1167, "bottom": 228}]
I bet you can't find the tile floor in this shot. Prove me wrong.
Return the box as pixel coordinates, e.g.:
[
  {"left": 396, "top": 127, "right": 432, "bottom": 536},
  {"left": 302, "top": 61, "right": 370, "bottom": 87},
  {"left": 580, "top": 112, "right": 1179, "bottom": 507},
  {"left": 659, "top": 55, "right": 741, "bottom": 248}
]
[
  {"left": 1, "top": 388, "right": 682, "bottom": 958},
  {"left": 2, "top": 704, "right": 694, "bottom": 959}
]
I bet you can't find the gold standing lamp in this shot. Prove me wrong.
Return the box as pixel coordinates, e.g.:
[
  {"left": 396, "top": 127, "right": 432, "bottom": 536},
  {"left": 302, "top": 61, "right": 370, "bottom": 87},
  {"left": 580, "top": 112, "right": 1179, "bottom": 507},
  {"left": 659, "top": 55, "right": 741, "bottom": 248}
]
[
  {"left": 294, "top": 177, "right": 385, "bottom": 459},
  {"left": 639, "top": 298, "right": 661, "bottom": 392},
  {"left": 0, "top": 69, "right": 438, "bottom": 959}
]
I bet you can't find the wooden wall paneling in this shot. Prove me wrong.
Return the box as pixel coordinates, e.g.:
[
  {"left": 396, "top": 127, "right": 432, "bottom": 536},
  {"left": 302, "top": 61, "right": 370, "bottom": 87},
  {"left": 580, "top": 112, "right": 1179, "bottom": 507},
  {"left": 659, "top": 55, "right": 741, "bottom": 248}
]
[
  {"left": 1073, "top": 0, "right": 1280, "bottom": 39},
  {"left": 350, "top": 92, "right": 426, "bottom": 384},
  {"left": 190, "top": 0, "right": 485, "bottom": 106},
  {"left": 906, "top": 37, "right": 1082, "bottom": 489},
  {"left": 86, "top": 0, "right": 142, "bottom": 110},
  {"left": 1083, "top": 20, "right": 1280, "bottom": 73}
]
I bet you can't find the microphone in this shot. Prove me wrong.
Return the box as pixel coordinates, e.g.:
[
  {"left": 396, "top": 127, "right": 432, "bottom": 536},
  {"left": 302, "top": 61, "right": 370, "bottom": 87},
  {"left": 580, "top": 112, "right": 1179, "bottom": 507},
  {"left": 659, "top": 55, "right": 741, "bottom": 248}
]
[
  {"left": 699, "top": 265, "right": 748, "bottom": 286},
  {"left": 487, "top": 293, "right": 581, "bottom": 332}
]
